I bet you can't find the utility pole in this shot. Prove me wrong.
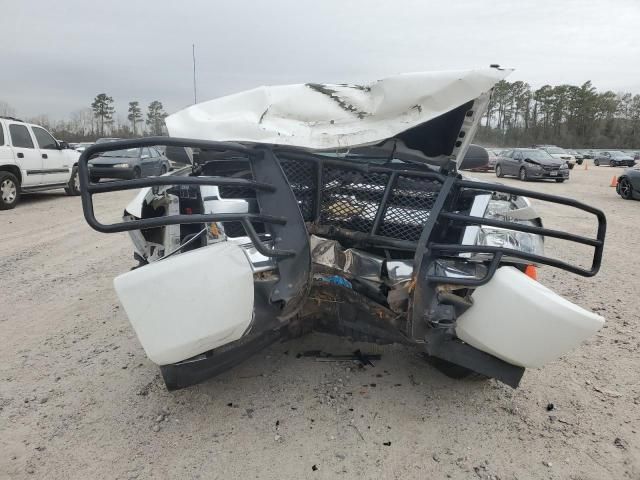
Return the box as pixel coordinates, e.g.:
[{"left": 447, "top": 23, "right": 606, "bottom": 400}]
[{"left": 192, "top": 44, "right": 197, "bottom": 104}]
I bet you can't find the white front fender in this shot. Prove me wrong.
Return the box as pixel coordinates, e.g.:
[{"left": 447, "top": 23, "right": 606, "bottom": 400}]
[
  {"left": 114, "top": 242, "right": 254, "bottom": 365},
  {"left": 456, "top": 267, "right": 604, "bottom": 368}
]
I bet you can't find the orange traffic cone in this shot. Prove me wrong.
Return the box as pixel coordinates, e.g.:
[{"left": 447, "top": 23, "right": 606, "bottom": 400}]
[
  {"left": 525, "top": 265, "right": 538, "bottom": 281},
  {"left": 610, "top": 176, "right": 618, "bottom": 187}
]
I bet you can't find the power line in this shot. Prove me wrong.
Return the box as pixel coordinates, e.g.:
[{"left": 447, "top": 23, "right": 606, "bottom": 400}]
[{"left": 192, "top": 44, "right": 197, "bottom": 104}]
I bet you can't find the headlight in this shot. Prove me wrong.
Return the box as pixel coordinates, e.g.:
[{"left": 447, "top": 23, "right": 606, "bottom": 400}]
[
  {"left": 560, "top": 163, "right": 568, "bottom": 169},
  {"left": 526, "top": 162, "right": 542, "bottom": 169},
  {"left": 113, "top": 163, "right": 130, "bottom": 168},
  {"left": 462, "top": 196, "right": 545, "bottom": 263}
]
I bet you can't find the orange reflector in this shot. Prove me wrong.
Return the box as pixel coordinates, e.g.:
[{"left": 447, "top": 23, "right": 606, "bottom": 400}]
[{"left": 525, "top": 265, "right": 538, "bottom": 280}]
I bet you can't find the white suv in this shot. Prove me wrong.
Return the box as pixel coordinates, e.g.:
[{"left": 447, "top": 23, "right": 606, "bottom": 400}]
[{"left": 0, "top": 116, "right": 81, "bottom": 209}]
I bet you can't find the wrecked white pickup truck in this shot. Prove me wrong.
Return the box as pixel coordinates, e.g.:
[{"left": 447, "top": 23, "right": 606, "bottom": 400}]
[{"left": 78, "top": 67, "right": 606, "bottom": 390}]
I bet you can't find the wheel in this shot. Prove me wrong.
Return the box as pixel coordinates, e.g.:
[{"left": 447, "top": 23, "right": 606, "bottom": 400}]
[
  {"left": 594, "top": 159, "right": 600, "bottom": 166},
  {"left": 0, "top": 171, "right": 20, "bottom": 210},
  {"left": 519, "top": 167, "right": 528, "bottom": 181},
  {"left": 424, "top": 355, "right": 487, "bottom": 381},
  {"left": 568, "top": 163, "right": 575, "bottom": 170},
  {"left": 133, "top": 167, "right": 142, "bottom": 179},
  {"left": 555, "top": 178, "right": 566, "bottom": 183},
  {"left": 618, "top": 178, "right": 633, "bottom": 200},
  {"left": 159, "top": 165, "right": 168, "bottom": 175},
  {"left": 577, "top": 159, "right": 584, "bottom": 165},
  {"left": 495, "top": 164, "right": 504, "bottom": 178},
  {"left": 64, "top": 166, "right": 81, "bottom": 196},
  {"left": 609, "top": 160, "right": 616, "bottom": 167}
]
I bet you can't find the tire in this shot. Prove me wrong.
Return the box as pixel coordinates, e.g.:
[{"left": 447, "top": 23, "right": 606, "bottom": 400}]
[
  {"left": 133, "top": 167, "right": 142, "bottom": 179},
  {"left": 64, "top": 166, "right": 81, "bottom": 196},
  {"left": 424, "top": 355, "right": 487, "bottom": 381},
  {"left": 159, "top": 165, "right": 168, "bottom": 175},
  {"left": 555, "top": 178, "right": 566, "bottom": 183},
  {"left": 495, "top": 164, "right": 504, "bottom": 178},
  {"left": 577, "top": 159, "right": 584, "bottom": 165},
  {"left": 594, "top": 159, "right": 600, "bottom": 166},
  {"left": 609, "top": 160, "right": 616, "bottom": 167},
  {"left": 0, "top": 171, "right": 20, "bottom": 210},
  {"left": 618, "top": 178, "right": 633, "bottom": 200},
  {"left": 568, "top": 163, "right": 575, "bottom": 170},
  {"left": 519, "top": 167, "right": 528, "bottom": 181}
]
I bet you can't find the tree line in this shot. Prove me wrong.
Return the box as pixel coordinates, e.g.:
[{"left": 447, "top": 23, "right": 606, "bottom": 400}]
[
  {"left": 0, "top": 95, "right": 168, "bottom": 142},
  {"left": 477, "top": 80, "right": 640, "bottom": 148},
  {"left": 3, "top": 79, "right": 640, "bottom": 147}
]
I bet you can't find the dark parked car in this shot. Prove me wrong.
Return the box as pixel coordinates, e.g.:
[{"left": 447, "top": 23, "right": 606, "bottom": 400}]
[
  {"left": 88, "top": 146, "right": 170, "bottom": 181},
  {"left": 593, "top": 151, "right": 636, "bottom": 167},
  {"left": 495, "top": 148, "right": 570, "bottom": 182},
  {"left": 459, "top": 144, "right": 490, "bottom": 171},
  {"left": 617, "top": 166, "right": 640, "bottom": 200}
]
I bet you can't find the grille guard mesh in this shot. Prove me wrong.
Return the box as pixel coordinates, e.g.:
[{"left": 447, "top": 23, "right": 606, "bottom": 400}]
[{"left": 78, "top": 137, "right": 606, "bottom": 280}]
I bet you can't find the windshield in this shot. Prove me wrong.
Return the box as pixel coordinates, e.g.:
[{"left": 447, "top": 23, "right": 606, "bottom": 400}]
[
  {"left": 522, "top": 150, "right": 555, "bottom": 161},
  {"left": 545, "top": 147, "right": 565, "bottom": 154},
  {"left": 101, "top": 148, "right": 139, "bottom": 158}
]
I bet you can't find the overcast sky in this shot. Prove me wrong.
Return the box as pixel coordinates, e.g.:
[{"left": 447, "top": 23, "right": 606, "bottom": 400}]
[{"left": 2, "top": 0, "right": 639, "bottom": 120}]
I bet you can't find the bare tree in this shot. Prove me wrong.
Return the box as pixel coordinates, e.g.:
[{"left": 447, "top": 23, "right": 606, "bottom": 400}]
[{"left": 0, "top": 100, "right": 16, "bottom": 117}]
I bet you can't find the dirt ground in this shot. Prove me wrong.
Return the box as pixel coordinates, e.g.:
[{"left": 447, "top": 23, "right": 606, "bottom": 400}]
[{"left": 1, "top": 165, "right": 638, "bottom": 480}]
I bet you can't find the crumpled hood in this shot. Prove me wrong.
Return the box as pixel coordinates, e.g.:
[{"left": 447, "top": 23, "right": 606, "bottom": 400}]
[{"left": 166, "top": 68, "right": 511, "bottom": 165}]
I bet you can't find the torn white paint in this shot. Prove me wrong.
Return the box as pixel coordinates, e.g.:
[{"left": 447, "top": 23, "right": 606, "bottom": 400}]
[{"left": 166, "top": 68, "right": 511, "bottom": 154}]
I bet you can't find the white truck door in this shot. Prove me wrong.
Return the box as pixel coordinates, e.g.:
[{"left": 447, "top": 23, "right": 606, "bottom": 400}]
[
  {"left": 30, "top": 125, "right": 71, "bottom": 185},
  {"left": 7, "top": 122, "right": 42, "bottom": 186}
]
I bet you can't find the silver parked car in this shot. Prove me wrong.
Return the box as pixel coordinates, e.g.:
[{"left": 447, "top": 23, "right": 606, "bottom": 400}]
[
  {"left": 594, "top": 151, "right": 636, "bottom": 167},
  {"left": 495, "top": 148, "right": 570, "bottom": 182}
]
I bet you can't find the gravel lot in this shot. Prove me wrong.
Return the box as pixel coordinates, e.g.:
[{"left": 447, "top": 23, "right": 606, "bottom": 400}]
[{"left": 1, "top": 165, "right": 638, "bottom": 480}]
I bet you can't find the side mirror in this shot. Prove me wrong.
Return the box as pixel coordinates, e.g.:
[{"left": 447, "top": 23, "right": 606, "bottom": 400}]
[{"left": 58, "top": 141, "right": 70, "bottom": 150}]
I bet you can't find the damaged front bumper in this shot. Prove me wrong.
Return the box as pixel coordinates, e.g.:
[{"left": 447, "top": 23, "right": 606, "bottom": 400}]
[{"left": 78, "top": 137, "right": 606, "bottom": 391}]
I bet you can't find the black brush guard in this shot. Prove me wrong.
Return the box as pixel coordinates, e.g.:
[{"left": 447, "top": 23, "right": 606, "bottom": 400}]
[{"left": 78, "top": 137, "right": 606, "bottom": 388}]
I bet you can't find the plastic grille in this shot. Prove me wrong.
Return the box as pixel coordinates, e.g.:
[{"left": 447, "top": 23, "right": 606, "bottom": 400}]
[
  {"left": 379, "top": 175, "right": 440, "bottom": 241},
  {"left": 218, "top": 185, "right": 257, "bottom": 199},
  {"left": 319, "top": 168, "right": 389, "bottom": 234},
  {"left": 279, "top": 160, "right": 316, "bottom": 221},
  {"left": 281, "top": 158, "right": 442, "bottom": 242}
]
